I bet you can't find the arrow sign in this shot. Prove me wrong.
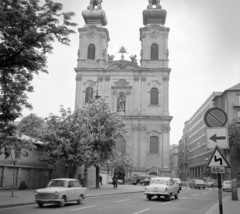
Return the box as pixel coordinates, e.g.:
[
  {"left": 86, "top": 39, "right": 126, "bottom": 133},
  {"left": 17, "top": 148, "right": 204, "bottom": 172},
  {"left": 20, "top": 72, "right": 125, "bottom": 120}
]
[
  {"left": 210, "top": 134, "right": 226, "bottom": 143},
  {"left": 206, "top": 146, "right": 232, "bottom": 168},
  {"left": 207, "top": 127, "right": 229, "bottom": 149}
]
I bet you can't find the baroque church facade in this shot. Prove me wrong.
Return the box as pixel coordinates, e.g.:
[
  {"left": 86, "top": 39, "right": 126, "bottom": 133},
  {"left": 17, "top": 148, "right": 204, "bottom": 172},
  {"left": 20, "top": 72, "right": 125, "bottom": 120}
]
[{"left": 75, "top": 0, "right": 172, "bottom": 179}]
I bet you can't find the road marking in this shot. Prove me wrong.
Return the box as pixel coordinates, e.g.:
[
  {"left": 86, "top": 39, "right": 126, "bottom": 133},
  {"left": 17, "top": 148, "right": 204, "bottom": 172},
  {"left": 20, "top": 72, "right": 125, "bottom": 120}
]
[
  {"left": 193, "top": 194, "right": 199, "bottom": 196},
  {"left": 115, "top": 199, "right": 131, "bottom": 203},
  {"left": 70, "top": 205, "right": 96, "bottom": 211},
  {"left": 180, "top": 197, "right": 187, "bottom": 199},
  {"left": 161, "top": 202, "right": 171, "bottom": 205},
  {"left": 133, "top": 208, "right": 150, "bottom": 214}
]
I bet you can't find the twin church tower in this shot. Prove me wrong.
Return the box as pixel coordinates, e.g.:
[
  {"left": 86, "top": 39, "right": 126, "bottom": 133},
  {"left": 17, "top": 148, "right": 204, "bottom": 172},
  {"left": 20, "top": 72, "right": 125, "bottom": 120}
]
[{"left": 75, "top": 0, "right": 172, "bottom": 178}]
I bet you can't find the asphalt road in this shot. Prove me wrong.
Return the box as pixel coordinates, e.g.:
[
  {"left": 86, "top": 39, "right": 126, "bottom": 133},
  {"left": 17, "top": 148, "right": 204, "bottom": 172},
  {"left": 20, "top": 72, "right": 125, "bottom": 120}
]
[{"left": 0, "top": 187, "right": 232, "bottom": 214}]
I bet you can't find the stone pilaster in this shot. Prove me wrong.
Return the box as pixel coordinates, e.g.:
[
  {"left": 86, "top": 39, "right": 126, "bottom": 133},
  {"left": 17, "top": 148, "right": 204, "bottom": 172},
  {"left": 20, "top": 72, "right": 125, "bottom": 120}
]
[
  {"left": 140, "top": 126, "right": 147, "bottom": 168},
  {"left": 75, "top": 73, "right": 82, "bottom": 108},
  {"left": 112, "top": 90, "right": 117, "bottom": 112},
  {"left": 161, "top": 125, "right": 170, "bottom": 172},
  {"left": 133, "top": 76, "right": 139, "bottom": 111},
  {"left": 132, "top": 126, "right": 139, "bottom": 168},
  {"left": 162, "top": 76, "right": 169, "bottom": 116}
]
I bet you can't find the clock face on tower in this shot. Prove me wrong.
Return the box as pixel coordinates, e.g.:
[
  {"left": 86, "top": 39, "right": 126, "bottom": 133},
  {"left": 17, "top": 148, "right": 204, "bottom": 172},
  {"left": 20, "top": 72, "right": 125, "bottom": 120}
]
[{"left": 150, "top": 27, "right": 160, "bottom": 37}]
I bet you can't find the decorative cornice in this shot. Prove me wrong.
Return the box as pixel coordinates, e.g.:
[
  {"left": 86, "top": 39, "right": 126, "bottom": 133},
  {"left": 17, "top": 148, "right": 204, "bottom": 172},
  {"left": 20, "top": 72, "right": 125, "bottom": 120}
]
[{"left": 83, "top": 80, "right": 97, "bottom": 87}]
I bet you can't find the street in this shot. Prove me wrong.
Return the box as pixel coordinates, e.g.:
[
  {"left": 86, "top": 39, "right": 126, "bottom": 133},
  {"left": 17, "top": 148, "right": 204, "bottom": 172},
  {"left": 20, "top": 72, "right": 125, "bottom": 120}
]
[{"left": 0, "top": 187, "right": 232, "bottom": 214}]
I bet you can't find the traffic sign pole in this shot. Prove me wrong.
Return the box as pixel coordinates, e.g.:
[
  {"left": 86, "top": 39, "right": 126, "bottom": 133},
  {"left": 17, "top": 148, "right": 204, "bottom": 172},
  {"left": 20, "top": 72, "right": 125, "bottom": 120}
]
[{"left": 218, "top": 173, "right": 223, "bottom": 214}]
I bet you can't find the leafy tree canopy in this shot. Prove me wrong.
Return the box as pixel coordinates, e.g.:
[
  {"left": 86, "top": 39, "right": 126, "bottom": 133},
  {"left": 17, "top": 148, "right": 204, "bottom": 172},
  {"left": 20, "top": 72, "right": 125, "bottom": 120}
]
[
  {"left": 0, "top": 0, "right": 77, "bottom": 153},
  {"left": 17, "top": 113, "right": 44, "bottom": 138},
  {"left": 228, "top": 122, "right": 240, "bottom": 156}
]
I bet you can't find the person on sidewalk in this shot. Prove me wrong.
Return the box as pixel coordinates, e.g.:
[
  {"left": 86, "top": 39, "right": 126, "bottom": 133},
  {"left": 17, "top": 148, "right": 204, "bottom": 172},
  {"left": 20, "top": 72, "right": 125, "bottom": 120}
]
[
  {"left": 112, "top": 173, "right": 118, "bottom": 189},
  {"left": 99, "top": 174, "right": 102, "bottom": 186}
]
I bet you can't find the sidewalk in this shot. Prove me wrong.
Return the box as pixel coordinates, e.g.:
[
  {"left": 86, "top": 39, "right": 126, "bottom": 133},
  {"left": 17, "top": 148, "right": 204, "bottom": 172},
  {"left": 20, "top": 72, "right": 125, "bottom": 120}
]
[
  {"left": 0, "top": 184, "right": 145, "bottom": 209},
  {"left": 206, "top": 188, "right": 240, "bottom": 214}
]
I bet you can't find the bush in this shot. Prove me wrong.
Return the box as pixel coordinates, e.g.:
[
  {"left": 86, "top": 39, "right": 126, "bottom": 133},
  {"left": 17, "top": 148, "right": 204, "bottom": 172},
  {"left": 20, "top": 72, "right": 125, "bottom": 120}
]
[{"left": 18, "top": 181, "right": 28, "bottom": 190}]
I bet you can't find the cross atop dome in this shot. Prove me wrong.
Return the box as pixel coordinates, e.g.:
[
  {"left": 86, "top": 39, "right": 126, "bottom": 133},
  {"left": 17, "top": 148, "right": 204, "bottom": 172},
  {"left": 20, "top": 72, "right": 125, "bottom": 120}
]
[{"left": 118, "top": 46, "right": 128, "bottom": 60}]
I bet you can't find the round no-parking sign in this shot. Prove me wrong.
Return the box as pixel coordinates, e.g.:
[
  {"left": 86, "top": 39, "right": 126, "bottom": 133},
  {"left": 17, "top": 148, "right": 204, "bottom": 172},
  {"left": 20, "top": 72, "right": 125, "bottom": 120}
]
[{"left": 204, "top": 107, "right": 228, "bottom": 127}]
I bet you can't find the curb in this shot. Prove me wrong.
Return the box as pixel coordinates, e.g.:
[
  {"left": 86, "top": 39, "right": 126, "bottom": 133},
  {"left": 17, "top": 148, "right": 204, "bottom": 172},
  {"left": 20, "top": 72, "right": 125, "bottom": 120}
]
[
  {"left": 205, "top": 196, "right": 230, "bottom": 214},
  {"left": 0, "top": 191, "right": 143, "bottom": 209}
]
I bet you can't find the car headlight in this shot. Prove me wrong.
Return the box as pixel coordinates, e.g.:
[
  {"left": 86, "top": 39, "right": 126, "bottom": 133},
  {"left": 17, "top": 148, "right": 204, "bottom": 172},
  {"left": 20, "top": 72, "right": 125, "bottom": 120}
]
[{"left": 54, "top": 192, "right": 59, "bottom": 196}]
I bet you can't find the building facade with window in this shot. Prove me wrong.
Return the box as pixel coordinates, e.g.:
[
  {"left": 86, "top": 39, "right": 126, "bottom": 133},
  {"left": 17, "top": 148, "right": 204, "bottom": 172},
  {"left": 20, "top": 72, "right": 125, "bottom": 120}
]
[
  {"left": 74, "top": 0, "right": 172, "bottom": 179},
  {"left": 170, "top": 144, "right": 179, "bottom": 178}
]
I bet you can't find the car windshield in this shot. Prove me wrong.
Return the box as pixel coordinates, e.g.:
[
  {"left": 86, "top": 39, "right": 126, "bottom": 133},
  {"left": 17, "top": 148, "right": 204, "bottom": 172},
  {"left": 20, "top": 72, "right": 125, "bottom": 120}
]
[
  {"left": 150, "top": 179, "right": 168, "bottom": 185},
  {"left": 47, "top": 180, "right": 66, "bottom": 187},
  {"left": 196, "top": 180, "right": 204, "bottom": 184}
]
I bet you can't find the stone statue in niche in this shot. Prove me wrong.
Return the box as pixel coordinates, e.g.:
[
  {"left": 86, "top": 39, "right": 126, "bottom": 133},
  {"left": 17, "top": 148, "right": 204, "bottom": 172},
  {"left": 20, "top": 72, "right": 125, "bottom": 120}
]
[
  {"left": 117, "top": 93, "right": 126, "bottom": 112},
  {"left": 130, "top": 55, "right": 137, "bottom": 64}
]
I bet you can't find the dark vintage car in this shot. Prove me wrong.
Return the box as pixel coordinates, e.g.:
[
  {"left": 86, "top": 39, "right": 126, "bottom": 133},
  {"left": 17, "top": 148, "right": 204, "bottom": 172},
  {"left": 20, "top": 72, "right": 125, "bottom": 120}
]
[
  {"left": 140, "top": 176, "right": 157, "bottom": 186},
  {"left": 189, "top": 179, "right": 206, "bottom": 189}
]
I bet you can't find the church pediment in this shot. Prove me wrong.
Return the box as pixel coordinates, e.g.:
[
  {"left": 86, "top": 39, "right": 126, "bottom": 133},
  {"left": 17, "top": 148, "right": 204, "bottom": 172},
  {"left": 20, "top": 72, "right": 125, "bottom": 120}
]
[{"left": 105, "top": 60, "right": 140, "bottom": 70}]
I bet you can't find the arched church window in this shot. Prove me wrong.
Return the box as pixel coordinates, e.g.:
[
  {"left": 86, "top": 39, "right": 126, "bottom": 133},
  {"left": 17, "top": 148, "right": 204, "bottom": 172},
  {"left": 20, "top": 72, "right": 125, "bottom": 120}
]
[
  {"left": 88, "top": 44, "right": 95, "bottom": 60},
  {"left": 151, "top": 43, "right": 159, "bottom": 60},
  {"left": 150, "top": 136, "right": 158, "bottom": 153},
  {"left": 85, "top": 87, "right": 93, "bottom": 103},
  {"left": 117, "top": 135, "right": 126, "bottom": 154},
  {"left": 150, "top": 88, "right": 158, "bottom": 105}
]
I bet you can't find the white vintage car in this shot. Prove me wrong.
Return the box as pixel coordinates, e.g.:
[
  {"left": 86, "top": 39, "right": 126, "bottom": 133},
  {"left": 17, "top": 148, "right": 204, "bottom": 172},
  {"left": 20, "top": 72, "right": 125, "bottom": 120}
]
[
  {"left": 144, "top": 177, "right": 179, "bottom": 201},
  {"left": 35, "top": 178, "right": 87, "bottom": 207}
]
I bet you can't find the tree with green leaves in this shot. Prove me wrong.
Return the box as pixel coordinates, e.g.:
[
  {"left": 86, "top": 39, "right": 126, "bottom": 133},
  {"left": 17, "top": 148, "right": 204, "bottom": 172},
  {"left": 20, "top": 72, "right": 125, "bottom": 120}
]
[
  {"left": 77, "top": 97, "right": 124, "bottom": 188},
  {"left": 228, "top": 122, "right": 240, "bottom": 157},
  {"left": 40, "top": 98, "right": 124, "bottom": 187},
  {"left": 17, "top": 113, "right": 45, "bottom": 138},
  {"left": 0, "top": 0, "right": 77, "bottom": 154}
]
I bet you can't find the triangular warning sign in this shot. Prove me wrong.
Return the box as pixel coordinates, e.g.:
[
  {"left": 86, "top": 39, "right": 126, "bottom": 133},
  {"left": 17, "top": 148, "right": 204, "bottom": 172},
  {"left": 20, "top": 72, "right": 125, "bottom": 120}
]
[{"left": 206, "top": 146, "right": 232, "bottom": 168}]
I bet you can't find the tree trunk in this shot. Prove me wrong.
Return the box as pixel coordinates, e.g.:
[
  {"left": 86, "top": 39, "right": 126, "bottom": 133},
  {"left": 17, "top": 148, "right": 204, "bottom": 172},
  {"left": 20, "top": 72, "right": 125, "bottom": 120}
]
[
  {"left": 65, "top": 166, "right": 69, "bottom": 178},
  {"left": 83, "top": 165, "right": 88, "bottom": 187},
  {"left": 96, "top": 166, "right": 100, "bottom": 189},
  {"left": 12, "top": 163, "right": 15, "bottom": 197}
]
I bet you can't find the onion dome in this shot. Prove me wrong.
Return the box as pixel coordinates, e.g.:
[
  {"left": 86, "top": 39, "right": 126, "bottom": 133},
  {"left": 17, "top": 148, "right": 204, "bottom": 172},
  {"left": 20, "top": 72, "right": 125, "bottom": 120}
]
[
  {"left": 82, "top": 0, "right": 107, "bottom": 26},
  {"left": 143, "top": 0, "right": 167, "bottom": 25}
]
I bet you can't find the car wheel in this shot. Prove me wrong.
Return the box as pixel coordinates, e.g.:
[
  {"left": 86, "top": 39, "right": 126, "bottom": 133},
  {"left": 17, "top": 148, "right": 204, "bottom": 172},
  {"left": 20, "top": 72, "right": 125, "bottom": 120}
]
[
  {"left": 59, "top": 196, "right": 66, "bottom": 207},
  {"left": 175, "top": 193, "right": 178, "bottom": 199},
  {"left": 77, "top": 194, "right": 84, "bottom": 204},
  {"left": 38, "top": 202, "right": 44, "bottom": 208},
  {"left": 211, "top": 185, "right": 214, "bottom": 188},
  {"left": 147, "top": 195, "right": 152, "bottom": 200},
  {"left": 133, "top": 183, "right": 137, "bottom": 185},
  {"left": 203, "top": 187, "right": 205, "bottom": 189}
]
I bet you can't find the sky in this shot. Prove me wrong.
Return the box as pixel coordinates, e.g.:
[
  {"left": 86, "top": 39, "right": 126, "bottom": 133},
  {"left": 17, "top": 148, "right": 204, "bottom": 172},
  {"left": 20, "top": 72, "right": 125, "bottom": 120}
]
[{"left": 21, "top": 0, "right": 240, "bottom": 145}]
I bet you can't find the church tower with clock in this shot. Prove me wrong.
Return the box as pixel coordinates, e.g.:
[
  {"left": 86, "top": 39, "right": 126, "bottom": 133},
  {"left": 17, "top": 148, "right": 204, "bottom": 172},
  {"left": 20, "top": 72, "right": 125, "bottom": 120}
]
[{"left": 75, "top": 0, "right": 172, "bottom": 184}]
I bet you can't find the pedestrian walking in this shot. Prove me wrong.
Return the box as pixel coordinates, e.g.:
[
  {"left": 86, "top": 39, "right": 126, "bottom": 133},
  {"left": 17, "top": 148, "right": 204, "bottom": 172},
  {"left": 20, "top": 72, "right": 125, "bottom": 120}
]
[
  {"left": 99, "top": 174, "right": 102, "bottom": 186},
  {"left": 112, "top": 173, "right": 118, "bottom": 189}
]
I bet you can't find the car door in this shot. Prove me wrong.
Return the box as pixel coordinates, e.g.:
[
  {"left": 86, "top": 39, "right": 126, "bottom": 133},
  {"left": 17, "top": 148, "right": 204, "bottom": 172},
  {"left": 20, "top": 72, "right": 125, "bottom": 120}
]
[
  {"left": 67, "top": 180, "right": 77, "bottom": 201},
  {"left": 170, "top": 179, "right": 178, "bottom": 194},
  {"left": 168, "top": 179, "right": 174, "bottom": 194}
]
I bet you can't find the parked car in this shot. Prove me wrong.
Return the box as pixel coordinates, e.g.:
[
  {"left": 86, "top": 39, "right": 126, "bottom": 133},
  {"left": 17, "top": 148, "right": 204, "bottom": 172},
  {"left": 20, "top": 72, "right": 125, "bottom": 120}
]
[
  {"left": 132, "top": 174, "right": 150, "bottom": 185},
  {"left": 144, "top": 177, "right": 179, "bottom": 201},
  {"left": 140, "top": 176, "right": 157, "bottom": 186},
  {"left": 173, "top": 178, "right": 182, "bottom": 190},
  {"left": 189, "top": 179, "right": 206, "bottom": 189},
  {"left": 35, "top": 178, "right": 87, "bottom": 207},
  {"left": 222, "top": 180, "right": 232, "bottom": 192}
]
